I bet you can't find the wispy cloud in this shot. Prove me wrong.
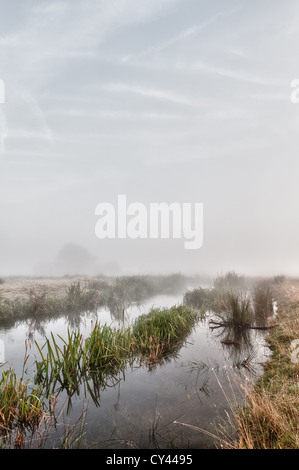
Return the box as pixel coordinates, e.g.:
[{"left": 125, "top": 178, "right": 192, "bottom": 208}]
[
  {"left": 15, "top": 89, "right": 53, "bottom": 139},
  {"left": 47, "top": 107, "right": 185, "bottom": 121},
  {"left": 121, "top": 24, "right": 204, "bottom": 64},
  {"left": 0, "top": 0, "right": 183, "bottom": 156},
  {"left": 0, "top": 0, "right": 181, "bottom": 84},
  {"left": 177, "top": 60, "right": 281, "bottom": 87},
  {"left": 99, "top": 82, "right": 200, "bottom": 108},
  {"left": 120, "top": 7, "right": 241, "bottom": 66}
]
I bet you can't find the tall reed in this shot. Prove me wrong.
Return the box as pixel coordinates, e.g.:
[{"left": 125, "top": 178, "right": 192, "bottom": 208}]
[
  {"left": 253, "top": 281, "right": 274, "bottom": 326},
  {"left": 216, "top": 292, "right": 254, "bottom": 328},
  {"left": 35, "top": 324, "right": 134, "bottom": 397}
]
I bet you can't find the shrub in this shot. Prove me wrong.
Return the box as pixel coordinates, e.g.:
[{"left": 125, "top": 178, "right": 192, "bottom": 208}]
[{"left": 213, "top": 271, "right": 245, "bottom": 293}]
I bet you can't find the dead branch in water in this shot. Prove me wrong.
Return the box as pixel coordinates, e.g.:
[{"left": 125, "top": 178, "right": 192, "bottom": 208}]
[
  {"left": 209, "top": 319, "right": 278, "bottom": 330},
  {"left": 220, "top": 339, "right": 242, "bottom": 345}
]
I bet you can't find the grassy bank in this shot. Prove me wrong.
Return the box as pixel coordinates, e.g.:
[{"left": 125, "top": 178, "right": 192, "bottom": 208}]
[
  {"left": 226, "top": 280, "right": 299, "bottom": 449},
  {"left": 0, "top": 274, "right": 189, "bottom": 328},
  {"left": 0, "top": 282, "right": 98, "bottom": 328}
]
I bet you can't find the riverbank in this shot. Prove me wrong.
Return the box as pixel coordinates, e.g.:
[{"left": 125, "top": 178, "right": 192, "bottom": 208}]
[
  {"left": 228, "top": 279, "right": 299, "bottom": 448},
  {"left": 0, "top": 275, "right": 95, "bottom": 301}
]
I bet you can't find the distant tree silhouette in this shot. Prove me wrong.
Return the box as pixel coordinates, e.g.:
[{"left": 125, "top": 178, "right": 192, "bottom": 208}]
[{"left": 55, "top": 243, "right": 98, "bottom": 275}]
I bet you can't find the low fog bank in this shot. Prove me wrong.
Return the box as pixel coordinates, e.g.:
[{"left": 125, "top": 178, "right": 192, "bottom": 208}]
[
  {"left": 0, "top": 239, "right": 295, "bottom": 280},
  {"left": 1, "top": 1, "right": 299, "bottom": 283}
]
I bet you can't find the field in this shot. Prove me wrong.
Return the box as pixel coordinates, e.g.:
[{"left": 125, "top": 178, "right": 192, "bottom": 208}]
[{"left": 0, "top": 275, "right": 96, "bottom": 301}]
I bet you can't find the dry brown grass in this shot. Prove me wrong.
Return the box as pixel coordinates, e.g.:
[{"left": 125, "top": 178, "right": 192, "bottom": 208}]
[
  {"left": 0, "top": 276, "right": 94, "bottom": 301},
  {"left": 225, "top": 377, "right": 299, "bottom": 449},
  {"left": 224, "top": 279, "right": 299, "bottom": 449}
]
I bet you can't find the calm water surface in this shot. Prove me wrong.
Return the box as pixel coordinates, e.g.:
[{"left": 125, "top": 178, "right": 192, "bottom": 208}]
[{"left": 0, "top": 292, "right": 271, "bottom": 449}]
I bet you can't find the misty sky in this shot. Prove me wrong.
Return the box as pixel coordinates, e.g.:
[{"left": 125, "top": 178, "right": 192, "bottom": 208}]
[{"left": 1, "top": 0, "right": 299, "bottom": 277}]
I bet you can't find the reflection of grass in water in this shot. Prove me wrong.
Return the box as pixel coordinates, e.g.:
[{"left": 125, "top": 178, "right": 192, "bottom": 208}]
[
  {"left": 0, "top": 339, "right": 56, "bottom": 449},
  {"left": 0, "top": 274, "right": 188, "bottom": 333},
  {"left": 173, "top": 368, "right": 252, "bottom": 449},
  {"left": 0, "top": 283, "right": 99, "bottom": 330},
  {"left": 181, "top": 360, "right": 211, "bottom": 401},
  {"left": 35, "top": 326, "right": 133, "bottom": 400},
  {"left": 96, "top": 273, "right": 187, "bottom": 321},
  {"left": 209, "top": 320, "right": 260, "bottom": 377},
  {"left": 34, "top": 305, "right": 199, "bottom": 402},
  {"left": 99, "top": 398, "right": 189, "bottom": 449},
  {"left": 174, "top": 278, "right": 299, "bottom": 449},
  {"left": 0, "top": 337, "right": 90, "bottom": 449},
  {"left": 91, "top": 273, "right": 186, "bottom": 304}
]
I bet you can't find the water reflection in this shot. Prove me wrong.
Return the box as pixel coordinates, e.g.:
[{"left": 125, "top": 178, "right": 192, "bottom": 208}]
[
  {"left": 0, "top": 289, "right": 270, "bottom": 449},
  {"left": 210, "top": 322, "right": 256, "bottom": 370}
]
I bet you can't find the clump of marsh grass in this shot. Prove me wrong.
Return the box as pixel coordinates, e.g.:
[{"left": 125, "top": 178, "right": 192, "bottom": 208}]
[
  {"left": 132, "top": 305, "right": 198, "bottom": 365},
  {"left": 0, "top": 339, "right": 50, "bottom": 448},
  {"left": 252, "top": 281, "right": 274, "bottom": 327},
  {"left": 183, "top": 287, "right": 215, "bottom": 311},
  {"left": 87, "top": 322, "right": 133, "bottom": 370},
  {"left": 35, "top": 330, "right": 87, "bottom": 397},
  {"left": 35, "top": 323, "right": 135, "bottom": 398},
  {"left": 0, "top": 337, "right": 91, "bottom": 449},
  {"left": 183, "top": 271, "right": 246, "bottom": 316},
  {"left": 27, "top": 289, "right": 48, "bottom": 316},
  {"left": 64, "top": 282, "right": 98, "bottom": 313},
  {"left": 0, "top": 369, "right": 46, "bottom": 437},
  {"left": 34, "top": 304, "right": 199, "bottom": 396},
  {"left": 212, "top": 292, "right": 254, "bottom": 329},
  {"left": 183, "top": 271, "right": 246, "bottom": 315},
  {"left": 0, "top": 364, "right": 89, "bottom": 449},
  {"left": 272, "top": 274, "right": 286, "bottom": 285},
  {"left": 213, "top": 271, "right": 245, "bottom": 293},
  {"left": 225, "top": 293, "right": 254, "bottom": 327}
]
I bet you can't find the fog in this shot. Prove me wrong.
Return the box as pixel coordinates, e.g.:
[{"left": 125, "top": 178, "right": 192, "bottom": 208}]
[{"left": 1, "top": 0, "right": 299, "bottom": 278}]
